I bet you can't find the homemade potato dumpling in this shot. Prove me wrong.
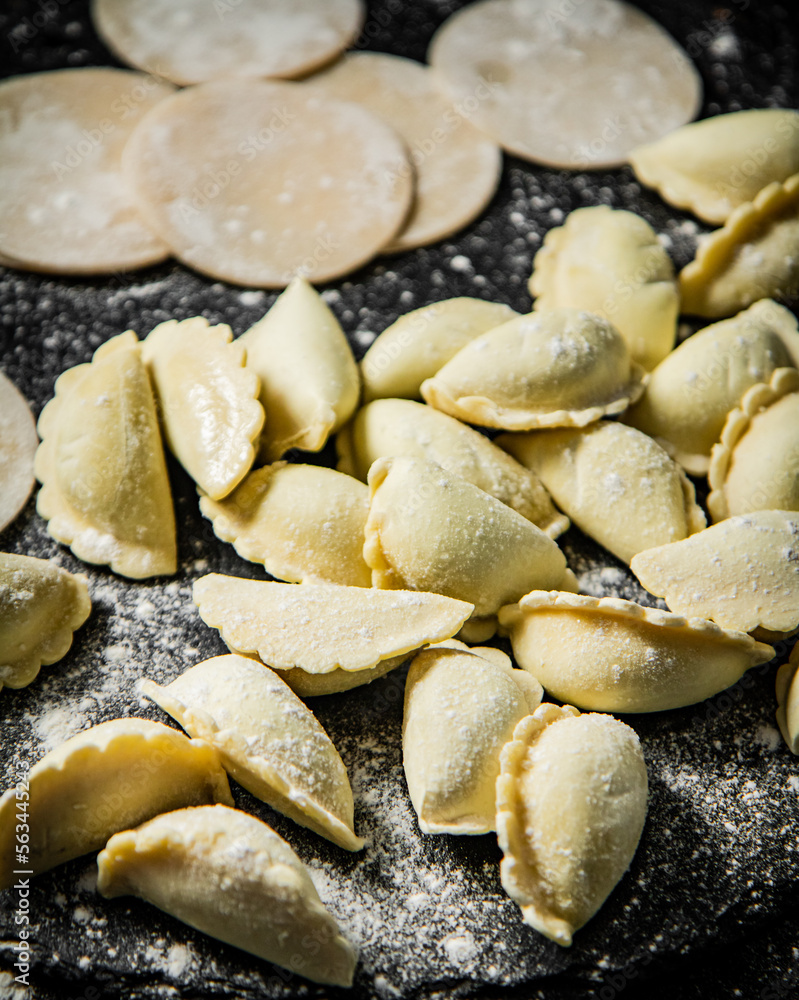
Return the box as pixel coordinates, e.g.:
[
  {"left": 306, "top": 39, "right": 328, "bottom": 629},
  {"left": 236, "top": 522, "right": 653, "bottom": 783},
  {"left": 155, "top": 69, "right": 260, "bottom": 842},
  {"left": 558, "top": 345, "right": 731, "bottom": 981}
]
[
  {"left": 679, "top": 174, "right": 799, "bottom": 318},
  {"left": 141, "top": 318, "right": 264, "bottom": 501},
  {"left": 403, "top": 644, "right": 542, "bottom": 835},
  {"left": 97, "top": 805, "right": 358, "bottom": 988},
  {"left": 360, "top": 297, "right": 518, "bottom": 402},
  {"left": 365, "top": 456, "right": 573, "bottom": 638},
  {"left": 199, "top": 462, "right": 372, "bottom": 588},
  {"left": 624, "top": 299, "right": 799, "bottom": 475},
  {"left": 629, "top": 109, "right": 799, "bottom": 224},
  {"left": 421, "top": 309, "right": 646, "bottom": 431},
  {"left": 140, "top": 655, "right": 364, "bottom": 851},
  {"left": 528, "top": 206, "right": 678, "bottom": 370},
  {"left": 0, "top": 371, "right": 38, "bottom": 533},
  {"left": 499, "top": 422, "right": 705, "bottom": 564},
  {"left": 240, "top": 278, "right": 360, "bottom": 462},
  {"left": 0, "top": 718, "right": 233, "bottom": 890},
  {"left": 498, "top": 591, "right": 775, "bottom": 714},
  {"left": 337, "top": 398, "right": 568, "bottom": 537},
  {"left": 0, "top": 553, "right": 91, "bottom": 693},
  {"left": 496, "top": 705, "right": 648, "bottom": 947},
  {"left": 775, "top": 643, "right": 799, "bottom": 755},
  {"left": 35, "top": 331, "right": 177, "bottom": 578},
  {"left": 192, "top": 574, "right": 473, "bottom": 695},
  {"left": 708, "top": 368, "right": 799, "bottom": 522},
  {"left": 631, "top": 510, "right": 799, "bottom": 636}
]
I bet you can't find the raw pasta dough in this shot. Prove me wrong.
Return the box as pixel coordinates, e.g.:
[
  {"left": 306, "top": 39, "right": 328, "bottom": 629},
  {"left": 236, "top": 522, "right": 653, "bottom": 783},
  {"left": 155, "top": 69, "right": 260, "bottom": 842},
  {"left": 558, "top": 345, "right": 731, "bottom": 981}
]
[
  {"left": 0, "top": 371, "right": 38, "bottom": 532},
  {"left": 776, "top": 643, "right": 799, "bottom": 755}
]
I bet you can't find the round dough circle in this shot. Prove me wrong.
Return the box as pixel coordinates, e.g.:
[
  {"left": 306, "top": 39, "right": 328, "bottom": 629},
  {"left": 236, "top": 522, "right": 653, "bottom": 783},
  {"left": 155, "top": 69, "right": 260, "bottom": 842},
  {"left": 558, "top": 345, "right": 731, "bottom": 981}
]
[
  {"left": 428, "top": 0, "right": 702, "bottom": 170},
  {"left": 0, "top": 68, "right": 173, "bottom": 274},
  {"left": 123, "top": 80, "right": 414, "bottom": 287},
  {"left": 307, "top": 52, "right": 502, "bottom": 251},
  {"left": 0, "top": 372, "right": 38, "bottom": 533},
  {"left": 91, "top": 0, "right": 365, "bottom": 87}
]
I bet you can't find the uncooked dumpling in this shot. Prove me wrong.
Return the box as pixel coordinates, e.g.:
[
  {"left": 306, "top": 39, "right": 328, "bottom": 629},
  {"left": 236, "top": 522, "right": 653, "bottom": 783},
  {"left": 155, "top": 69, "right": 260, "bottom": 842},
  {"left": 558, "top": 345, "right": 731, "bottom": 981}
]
[
  {"left": 0, "top": 371, "right": 38, "bottom": 532},
  {"left": 498, "top": 591, "right": 775, "bottom": 713},
  {"left": 776, "top": 643, "right": 799, "bottom": 754},
  {"left": 421, "top": 309, "right": 645, "bottom": 431},
  {"left": 199, "top": 462, "right": 372, "bottom": 587},
  {"left": 403, "top": 644, "right": 542, "bottom": 834},
  {"left": 496, "top": 705, "right": 648, "bottom": 946},
  {"left": 499, "top": 421, "right": 705, "bottom": 564},
  {"left": 140, "top": 655, "right": 364, "bottom": 851},
  {"left": 35, "top": 331, "right": 177, "bottom": 578},
  {"left": 0, "top": 553, "right": 91, "bottom": 692},
  {"left": 97, "top": 805, "right": 357, "bottom": 987},
  {"left": 239, "top": 278, "right": 361, "bottom": 461},
  {"left": 337, "top": 398, "right": 568, "bottom": 537},
  {"left": 529, "top": 206, "right": 678, "bottom": 369}
]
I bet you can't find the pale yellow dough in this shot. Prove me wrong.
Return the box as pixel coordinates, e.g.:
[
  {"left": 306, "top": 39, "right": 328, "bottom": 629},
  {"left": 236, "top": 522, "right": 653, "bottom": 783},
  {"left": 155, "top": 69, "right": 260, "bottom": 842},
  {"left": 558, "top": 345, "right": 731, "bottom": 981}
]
[
  {"left": 92, "top": 0, "right": 365, "bottom": 86},
  {"left": 775, "top": 643, "right": 799, "bottom": 755},
  {"left": 307, "top": 52, "right": 501, "bottom": 252},
  {"left": 123, "top": 80, "right": 413, "bottom": 287},
  {"left": 624, "top": 299, "right": 799, "bottom": 475},
  {"left": 708, "top": 368, "right": 799, "bottom": 522},
  {"left": 529, "top": 206, "right": 678, "bottom": 370},
  {"left": 142, "top": 317, "right": 264, "bottom": 501},
  {"left": 97, "top": 805, "right": 357, "bottom": 988},
  {"left": 629, "top": 109, "right": 799, "bottom": 224},
  {"left": 200, "top": 463, "right": 371, "bottom": 588},
  {"left": 0, "top": 718, "right": 232, "bottom": 890},
  {"left": 496, "top": 705, "right": 648, "bottom": 947},
  {"left": 631, "top": 510, "right": 799, "bottom": 636},
  {"left": 421, "top": 309, "right": 646, "bottom": 431},
  {"left": 499, "top": 422, "right": 705, "bottom": 564},
  {"left": 498, "top": 591, "right": 775, "bottom": 713},
  {"left": 360, "top": 297, "right": 518, "bottom": 402},
  {"left": 0, "top": 371, "right": 38, "bottom": 532},
  {"left": 0, "top": 68, "right": 172, "bottom": 274},
  {"left": 365, "top": 456, "right": 572, "bottom": 634},
  {"left": 403, "top": 645, "right": 542, "bottom": 835},
  {"left": 337, "top": 398, "right": 568, "bottom": 537},
  {"left": 140, "top": 655, "right": 364, "bottom": 851},
  {"left": 192, "top": 574, "right": 473, "bottom": 695},
  {"left": 679, "top": 174, "right": 799, "bottom": 318},
  {"left": 239, "top": 278, "right": 361, "bottom": 462},
  {"left": 0, "top": 553, "right": 91, "bottom": 692},
  {"left": 428, "top": 0, "right": 700, "bottom": 169},
  {"left": 35, "top": 332, "right": 177, "bottom": 579}
]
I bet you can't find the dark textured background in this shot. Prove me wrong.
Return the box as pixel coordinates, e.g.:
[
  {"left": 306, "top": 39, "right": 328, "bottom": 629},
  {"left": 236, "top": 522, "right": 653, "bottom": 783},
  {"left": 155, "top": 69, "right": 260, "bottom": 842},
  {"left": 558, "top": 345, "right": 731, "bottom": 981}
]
[{"left": 1, "top": 2, "right": 798, "bottom": 998}]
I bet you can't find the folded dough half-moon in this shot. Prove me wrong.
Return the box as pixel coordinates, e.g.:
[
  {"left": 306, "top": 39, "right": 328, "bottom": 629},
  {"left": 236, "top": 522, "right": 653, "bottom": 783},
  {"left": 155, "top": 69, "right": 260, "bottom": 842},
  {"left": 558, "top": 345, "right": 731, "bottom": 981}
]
[
  {"left": 199, "top": 462, "right": 372, "bottom": 587},
  {"left": 629, "top": 109, "right": 799, "bottom": 224},
  {"left": 679, "top": 173, "right": 799, "bottom": 318},
  {"left": 0, "top": 553, "right": 91, "bottom": 692},
  {"left": 624, "top": 299, "right": 799, "bottom": 475},
  {"left": 775, "top": 643, "right": 799, "bottom": 755},
  {"left": 140, "top": 655, "right": 364, "bottom": 851},
  {"left": 708, "top": 368, "right": 799, "bottom": 522},
  {"left": 0, "top": 371, "right": 38, "bottom": 533},
  {"left": 34, "top": 331, "right": 176, "bottom": 578},
  {"left": 499, "top": 422, "right": 705, "bottom": 564},
  {"left": 364, "top": 456, "right": 573, "bottom": 635},
  {"left": 337, "top": 398, "right": 568, "bottom": 537},
  {"left": 239, "top": 277, "right": 360, "bottom": 462},
  {"left": 631, "top": 510, "right": 799, "bottom": 636},
  {"left": 528, "top": 206, "right": 678, "bottom": 370},
  {"left": 97, "top": 805, "right": 357, "bottom": 988},
  {"left": 421, "top": 308, "right": 645, "bottom": 431},
  {"left": 0, "top": 718, "right": 232, "bottom": 890},
  {"left": 496, "top": 705, "right": 648, "bottom": 946},
  {"left": 403, "top": 644, "right": 542, "bottom": 834},
  {"left": 498, "top": 591, "right": 774, "bottom": 713},
  {"left": 141, "top": 317, "right": 264, "bottom": 501}
]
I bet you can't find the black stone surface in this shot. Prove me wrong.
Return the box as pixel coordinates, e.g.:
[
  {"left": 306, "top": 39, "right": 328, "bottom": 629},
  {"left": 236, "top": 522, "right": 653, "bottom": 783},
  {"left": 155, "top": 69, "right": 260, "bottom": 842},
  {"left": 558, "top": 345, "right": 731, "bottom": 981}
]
[{"left": 1, "top": 2, "right": 798, "bottom": 999}]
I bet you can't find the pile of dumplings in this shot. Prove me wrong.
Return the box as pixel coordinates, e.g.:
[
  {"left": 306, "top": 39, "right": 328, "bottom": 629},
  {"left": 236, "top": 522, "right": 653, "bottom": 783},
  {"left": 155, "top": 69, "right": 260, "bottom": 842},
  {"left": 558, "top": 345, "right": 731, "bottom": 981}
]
[{"left": 3, "top": 88, "right": 799, "bottom": 990}]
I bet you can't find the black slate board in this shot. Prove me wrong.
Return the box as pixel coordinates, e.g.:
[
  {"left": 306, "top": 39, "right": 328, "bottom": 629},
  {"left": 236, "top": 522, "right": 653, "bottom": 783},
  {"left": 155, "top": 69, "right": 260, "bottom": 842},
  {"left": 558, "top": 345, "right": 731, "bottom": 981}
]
[{"left": 1, "top": 2, "right": 799, "bottom": 999}]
